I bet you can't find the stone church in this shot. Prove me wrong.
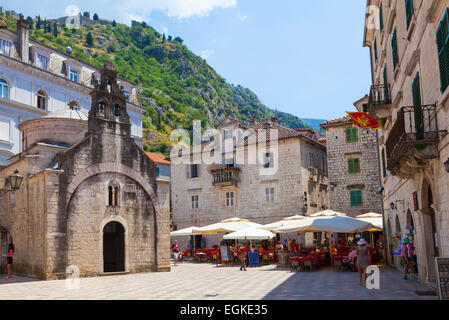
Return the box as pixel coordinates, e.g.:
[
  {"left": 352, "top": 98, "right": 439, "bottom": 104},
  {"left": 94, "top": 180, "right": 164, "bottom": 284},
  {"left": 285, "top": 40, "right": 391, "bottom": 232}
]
[{"left": 0, "top": 63, "right": 170, "bottom": 279}]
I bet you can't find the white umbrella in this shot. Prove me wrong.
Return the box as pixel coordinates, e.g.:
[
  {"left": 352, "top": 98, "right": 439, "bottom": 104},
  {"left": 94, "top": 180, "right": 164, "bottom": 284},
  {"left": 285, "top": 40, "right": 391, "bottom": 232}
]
[
  {"left": 223, "top": 227, "right": 276, "bottom": 240},
  {"left": 192, "top": 217, "right": 263, "bottom": 235},
  {"left": 273, "top": 215, "right": 374, "bottom": 234},
  {"left": 309, "top": 209, "right": 347, "bottom": 217},
  {"left": 356, "top": 212, "right": 382, "bottom": 218},
  {"left": 170, "top": 226, "right": 200, "bottom": 236},
  {"left": 260, "top": 216, "right": 309, "bottom": 231}
]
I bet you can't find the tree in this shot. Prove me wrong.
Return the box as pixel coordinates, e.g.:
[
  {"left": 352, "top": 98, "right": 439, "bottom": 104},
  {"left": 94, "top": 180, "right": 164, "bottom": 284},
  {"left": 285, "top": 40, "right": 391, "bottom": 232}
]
[
  {"left": 53, "top": 22, "right": 58, "bottom": 37},
  {"left": 168, "top": 35, "right": 172, "bottom": 41},
  {"left": 36, "top": 16, "right": 41, "bottom": 29},
  {"left": 174, "top": 36, "right": 184, "bottom": 44},
  {"left": 93, "top": 13, "right": 99, "bottom": 21},
  {"left": 112, "top": 20, "right": 117, "bottom": 27},
  {"left": 26, "top": 17, "right": 34, "bottom": 29},
  {"left": 86, "top": 32, "right": 94, "bottom": 47},
  {"left": 46, "top": 23, "right": 52, "bottom": 34},
  {"left": 162, "top": 33, "right": 166, "bottom": 43}
]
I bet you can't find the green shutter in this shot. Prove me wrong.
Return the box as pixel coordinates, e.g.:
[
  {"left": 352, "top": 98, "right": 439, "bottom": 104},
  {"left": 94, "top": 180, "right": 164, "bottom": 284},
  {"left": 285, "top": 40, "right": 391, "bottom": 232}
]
[
  {"left": 381, "top": 148, "right": 387, "bottom": 177},
  {"left": 374, "top": 38, "right": 378, "bottom": 61},
  {"left": 350, "top": 190, "right": 363, "bottom": 207},
  {"left": 379, "top": 5, "right": 384, "bottom": 31},
  {"left": 405, "top": 0, "right": 414, "bottom": 29},
  {"left": 437, "top": 9, "right": 449, "bottom": 93},
  {"left": 348, "top": 158, "right": 360, "bottom": 174},
  {"left": 392, "top": 29, "right": 399, "bottom": 69},
  {"left": 383, "top": 66, "right": 389, "bottom": 100},
  {"left": 412, "top": 72, "right": 424, "bottom": 138}
]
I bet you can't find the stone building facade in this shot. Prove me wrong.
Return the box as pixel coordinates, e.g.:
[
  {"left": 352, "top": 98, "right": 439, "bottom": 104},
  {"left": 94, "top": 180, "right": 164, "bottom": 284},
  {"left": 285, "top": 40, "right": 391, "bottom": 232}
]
[
  {"left": 171, "top": 117, "right": 329, "bottom": 248},
  {"left": 363, "top": 0, "right": 449, "bottom": 284},
  {"left": 0, "top": 63, "right": 170, "bottom": 279},
  {"left": 321, "top": 105, "right": 383, "bottom": 218},
  {"left": 0, "top": 18, "right": 143, "bottom": 169}
]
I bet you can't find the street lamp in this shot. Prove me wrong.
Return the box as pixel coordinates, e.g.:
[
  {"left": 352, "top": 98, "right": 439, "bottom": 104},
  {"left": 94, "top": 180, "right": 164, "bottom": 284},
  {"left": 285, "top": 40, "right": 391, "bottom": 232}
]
[
  {"left": 444, "top": 158, "right": 449, "bottom": 173},
  {"left": 8, "top": 169, "right": 23, "bottom": 191}
]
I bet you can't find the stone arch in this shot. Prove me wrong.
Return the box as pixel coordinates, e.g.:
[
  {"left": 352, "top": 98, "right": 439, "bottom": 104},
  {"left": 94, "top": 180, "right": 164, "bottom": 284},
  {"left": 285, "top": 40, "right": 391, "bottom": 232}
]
[{"left": 66, "top": 162, "right": 158, "bottom": 210}]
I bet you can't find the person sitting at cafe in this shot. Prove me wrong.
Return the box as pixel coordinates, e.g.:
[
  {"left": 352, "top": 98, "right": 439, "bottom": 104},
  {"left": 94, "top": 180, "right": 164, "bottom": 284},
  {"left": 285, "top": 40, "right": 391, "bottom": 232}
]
[{"left": 290, "top": 239, "right": 297, "bottom": 257}]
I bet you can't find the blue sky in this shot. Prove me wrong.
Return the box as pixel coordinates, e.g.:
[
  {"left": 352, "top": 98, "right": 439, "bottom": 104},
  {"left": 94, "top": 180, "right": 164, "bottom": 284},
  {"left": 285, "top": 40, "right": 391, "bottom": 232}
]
[{"left": 2, "top": 0, "right": 371, "bottom": 120}]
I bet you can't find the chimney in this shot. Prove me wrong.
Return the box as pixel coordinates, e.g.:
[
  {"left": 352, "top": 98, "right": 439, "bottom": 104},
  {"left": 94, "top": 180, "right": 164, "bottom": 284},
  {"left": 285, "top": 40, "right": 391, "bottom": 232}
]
[{"left": 17, "top": 19, "right": 29, "bottom": 63}]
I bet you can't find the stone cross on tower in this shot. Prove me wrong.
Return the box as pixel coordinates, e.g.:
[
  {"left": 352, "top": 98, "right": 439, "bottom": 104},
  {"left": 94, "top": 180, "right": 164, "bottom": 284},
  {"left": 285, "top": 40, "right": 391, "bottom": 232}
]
[{"left": 88, "top": 62, "right": 131, "bottom": 137}]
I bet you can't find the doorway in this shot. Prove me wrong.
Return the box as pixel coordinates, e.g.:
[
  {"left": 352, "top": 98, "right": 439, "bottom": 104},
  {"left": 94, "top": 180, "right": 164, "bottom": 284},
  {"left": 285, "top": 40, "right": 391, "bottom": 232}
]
[
  {"left": 422, "top": 183, "right": 440, "bottom": 281},
  {"left": 103, "top": 221, "right": 125, "bottom": 272}
]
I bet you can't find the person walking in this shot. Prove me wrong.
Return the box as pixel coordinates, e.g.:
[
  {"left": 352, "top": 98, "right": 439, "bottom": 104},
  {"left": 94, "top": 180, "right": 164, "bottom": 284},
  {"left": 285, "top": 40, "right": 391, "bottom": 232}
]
[
  {"left": 239, "top": 249, "right": 247, "bottom": 271},
  {"left": 290, "top": 239, "right": 297, "bottom": 257},
  {"left": 171, "top": 240, "right": 181, "bottom": 266},
  {"left": 3, "top": 242, "right": 14, "bottom": 279},
  {"left": 356, "top": 238, "right": 369, "bottom": 286},
  {"left": 400, "top": 237, "right": 410, "bottom": 279}
]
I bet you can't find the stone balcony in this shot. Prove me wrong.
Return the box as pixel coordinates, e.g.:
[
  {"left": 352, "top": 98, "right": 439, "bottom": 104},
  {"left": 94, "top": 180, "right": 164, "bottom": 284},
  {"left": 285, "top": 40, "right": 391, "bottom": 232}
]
[
  {"left": 368, "top": 84, "right": 392, "bottom": 120},
  {"left": 386, "top": 104, "right": 444, "bottom": 179},
  {"left": 211, "top": 168, "right": 240, "bottom": 187}
]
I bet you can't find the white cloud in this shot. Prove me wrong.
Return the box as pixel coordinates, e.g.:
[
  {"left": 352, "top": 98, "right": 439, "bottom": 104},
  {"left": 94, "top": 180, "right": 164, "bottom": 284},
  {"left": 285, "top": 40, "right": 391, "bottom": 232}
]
[
  {"left": 237, "top": 13, "right": 248, "bottom": 21},
  {"left": 116, "top": 0, "right": 237, "bottom": 22},
  {"left": 201, "top": 49, "right": 215, "bottom": 59}
]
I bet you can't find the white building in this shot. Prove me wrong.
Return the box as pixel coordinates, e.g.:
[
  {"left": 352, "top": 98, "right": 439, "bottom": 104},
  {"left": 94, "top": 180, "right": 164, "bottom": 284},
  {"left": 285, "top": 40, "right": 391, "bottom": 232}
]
[{"left": 0, "top": 19, "right": 143, "bottom": 169}]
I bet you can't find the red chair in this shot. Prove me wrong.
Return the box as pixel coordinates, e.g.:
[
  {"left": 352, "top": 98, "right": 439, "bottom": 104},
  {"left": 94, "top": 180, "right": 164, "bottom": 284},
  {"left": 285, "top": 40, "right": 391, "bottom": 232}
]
[{"left": 289, "top": 256, "right": 300, "bottom": 272}]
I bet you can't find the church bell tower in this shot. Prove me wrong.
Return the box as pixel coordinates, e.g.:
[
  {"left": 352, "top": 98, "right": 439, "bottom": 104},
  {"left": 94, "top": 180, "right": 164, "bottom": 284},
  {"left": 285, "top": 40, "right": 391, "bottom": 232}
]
[{"left": 88, "top": 62, "right": 131, "bottom": 137}]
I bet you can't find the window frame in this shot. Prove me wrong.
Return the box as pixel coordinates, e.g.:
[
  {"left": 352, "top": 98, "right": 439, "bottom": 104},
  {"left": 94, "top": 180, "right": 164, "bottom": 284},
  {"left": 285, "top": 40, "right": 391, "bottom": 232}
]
[
  {"left": 69, "top": 68, "right": 79, "bottom": 82},
  {"left": 350, "top": 190, "right": 363, "bottom": 207},
  {"left": 392, "top": 28, "right": 399, "bottom": 70},
  {"left": 345, "top": 127, "right": 359, "bottom": 143},
  {"left": 405, "top": 0, "right": 414, "bottom": 30},
  {"left": 191, "top": 195, "right": 200, "bottom": 209},
  {"left": 36, "top": 53, "right": 49, "bottom": 70},
  {"left": 0, "top": 39, "right": 12, "bottom": 57},
  {"left": 0, "top": 78, "right": 8, "bottom": 99},
  {"left": 436, "top": 9, "right": 449, "bottom": 93},
  {"left": 36, "top": 90, "right": 47, "bottom": 110},
  {"left": 265, "top": 187, "right": 275, "bottom": 203},
  {"left": 347, "top": 158, "right": 361, "bottom": 174},
  {"left": 225, "top": 191, "right": 235, "bottom": 207}
]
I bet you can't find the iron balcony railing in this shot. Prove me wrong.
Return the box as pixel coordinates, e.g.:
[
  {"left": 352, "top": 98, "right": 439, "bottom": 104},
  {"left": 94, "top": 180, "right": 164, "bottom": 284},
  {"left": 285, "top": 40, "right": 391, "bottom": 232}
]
[
  {"left": 369, "top": 84, "right": 392, "bottom": 107},
  {"left": 386, "top": 104, "right": 440, "bottom": 169},
  {"left": 211, "top": 168, "right": 240, "bottom": 185}
]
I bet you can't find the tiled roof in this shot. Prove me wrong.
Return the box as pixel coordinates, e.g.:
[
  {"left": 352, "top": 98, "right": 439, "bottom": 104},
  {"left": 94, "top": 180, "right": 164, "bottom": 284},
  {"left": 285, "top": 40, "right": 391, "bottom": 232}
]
[
  {"left": 242, "top": 120, "right": 302, "bottom": 146},
  {"left": 0, "top": 19, "right": 7, "bottom": 29},
  {"left": 145, "top": 152, "right": 170, "bottom": 165},
  {"left": 320, "top": 116, "right": 353, "bottom": 128}
]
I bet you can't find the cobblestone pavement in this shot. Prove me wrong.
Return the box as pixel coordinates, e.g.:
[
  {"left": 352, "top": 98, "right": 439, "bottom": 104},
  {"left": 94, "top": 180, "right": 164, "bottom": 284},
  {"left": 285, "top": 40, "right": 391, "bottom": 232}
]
[{"left": 0, "top": 263, "right": 437, "bottom": 300}]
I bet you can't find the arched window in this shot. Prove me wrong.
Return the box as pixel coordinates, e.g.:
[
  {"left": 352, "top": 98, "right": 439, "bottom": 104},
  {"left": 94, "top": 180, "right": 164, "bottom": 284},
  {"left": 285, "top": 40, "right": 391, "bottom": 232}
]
[
  {"left": 0, "top": 79, "right": 8, "bottom": 99},
  {"left": 98, "top": 102, "right": 106, "bottom": 118},
  {"left": 37, "top": 90, "right": 47, "bottom": 109},
  {"left": 108, "top": 182, "right": 119, "bottom": 206},
  {"left": 68, "top": 101, "right": 79, "bottom": 111}
]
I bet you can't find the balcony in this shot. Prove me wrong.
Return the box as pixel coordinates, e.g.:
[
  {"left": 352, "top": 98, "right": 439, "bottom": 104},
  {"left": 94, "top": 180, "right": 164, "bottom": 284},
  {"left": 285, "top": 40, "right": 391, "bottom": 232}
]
[
  {"left": 368, "top": 84, "right": 392, "bottom": 119},
  {"left": 386, "top": 104, "right": 443, "bottom": 178},
  {"left": 211, "top": 168, "right": 240, "bottom": 187}
]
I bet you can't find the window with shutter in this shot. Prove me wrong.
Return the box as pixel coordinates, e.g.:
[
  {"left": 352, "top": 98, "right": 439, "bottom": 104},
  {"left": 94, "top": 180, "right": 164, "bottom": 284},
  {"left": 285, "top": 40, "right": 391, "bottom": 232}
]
[
  {"left": 380, "top": 4, "right": 384, "bottom": 32},
  {"left": 374, "top": 38, "right": 378, "bottom": 62},
  {"left": 412, "top": 72, "right": 424, "bottom": 139},
  {"left": 382, "top": 148, "right": 387, "bottom": 178},
  {"left": 350, "top": 190, "right": 363, "bottom": 207},
  {"left": 345, "top": 127, "right": 358, "bottom": 143},
  {"left": 348, "top": 158, "right": 361, "bottom": 174},
  {"left": 392, "top": 29, "right": 399, "bottom": 70},
  {"left": 405, "top": 0, "right": 414, "bottom": 29},
  {"left": 437, "top": 9, "right": 449, "bottom": 93}
]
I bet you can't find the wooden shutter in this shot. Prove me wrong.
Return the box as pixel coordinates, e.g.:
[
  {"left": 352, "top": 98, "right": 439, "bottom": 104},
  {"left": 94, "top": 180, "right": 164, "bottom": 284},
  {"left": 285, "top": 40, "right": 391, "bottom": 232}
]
[
  {"left": 350, "top": 190, "right": 363, "bottom": 207},
  {"left": 437, "top": 10, "right": 449, "bottom": 93},
  {"left": 405, "top": 0, "right": 414, "bottom": 29},
  {"left": 354, "top": 158, "right": 360, "bottom": 173},
  {"left": 379, "top": 5, "right": 384, "bottom": 31},
  {"left": 381, "top": 148, "right": 387, "bottom": 177},
  {"left": 374, "top": 38, "right": 378, "bottom": 62},
  {"left": 392, "top": 29, "right": 399, "bottom": 69}
]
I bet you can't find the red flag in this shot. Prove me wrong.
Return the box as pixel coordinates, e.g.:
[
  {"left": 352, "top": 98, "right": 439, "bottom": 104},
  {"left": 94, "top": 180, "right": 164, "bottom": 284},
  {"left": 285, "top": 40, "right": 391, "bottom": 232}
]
[{"left": 346, "top": 111, "right": 380, "bottom": 130}]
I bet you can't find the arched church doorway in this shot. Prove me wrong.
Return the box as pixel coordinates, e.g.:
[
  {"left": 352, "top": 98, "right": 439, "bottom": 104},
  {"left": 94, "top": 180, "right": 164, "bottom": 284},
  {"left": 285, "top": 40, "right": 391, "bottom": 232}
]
[{"left": 103, "top": 221, "right": 125, "bottom": 272}]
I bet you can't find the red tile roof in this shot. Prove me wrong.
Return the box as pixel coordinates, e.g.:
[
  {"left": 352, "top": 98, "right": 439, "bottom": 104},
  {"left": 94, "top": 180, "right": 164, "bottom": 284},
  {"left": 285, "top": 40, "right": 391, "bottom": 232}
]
[
  {"left": 145, "top": 152, "right": 170, "bottom": 165},
  {"left": 320, "top": 116, "right": 353, "bottom": 128}
]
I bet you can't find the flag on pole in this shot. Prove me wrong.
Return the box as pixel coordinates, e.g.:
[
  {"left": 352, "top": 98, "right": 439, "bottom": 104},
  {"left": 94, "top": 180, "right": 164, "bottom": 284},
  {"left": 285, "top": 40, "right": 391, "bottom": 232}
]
[{"left": 346, "top": 111, "right": 380, "bottom": 130}]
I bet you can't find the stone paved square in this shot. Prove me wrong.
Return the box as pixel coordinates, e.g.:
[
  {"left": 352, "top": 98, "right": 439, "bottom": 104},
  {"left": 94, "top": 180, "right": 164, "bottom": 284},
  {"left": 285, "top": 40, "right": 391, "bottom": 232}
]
[{"left": 0, "top": 263, "right": 437, "bottom": 300}]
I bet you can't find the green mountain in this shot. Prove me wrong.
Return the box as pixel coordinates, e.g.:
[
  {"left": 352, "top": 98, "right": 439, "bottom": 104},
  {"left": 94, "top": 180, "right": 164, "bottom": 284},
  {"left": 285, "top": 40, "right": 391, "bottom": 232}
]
[
  {"left": 301, "top": 118, "right": 328, "bottom": 130},
  {"left": 3, "top": 11, "right": 312, "bottom": 154}
]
